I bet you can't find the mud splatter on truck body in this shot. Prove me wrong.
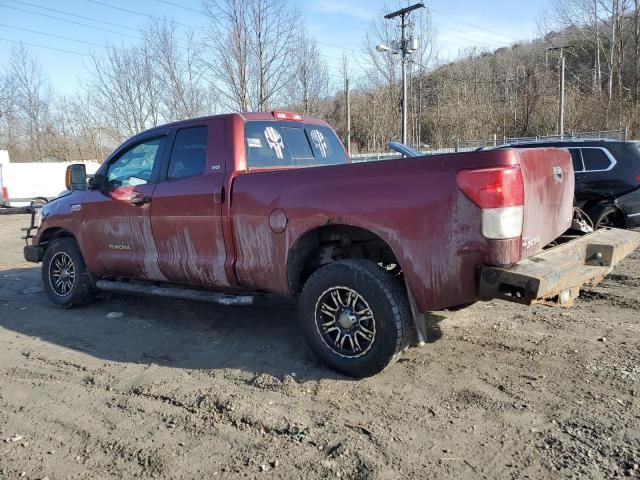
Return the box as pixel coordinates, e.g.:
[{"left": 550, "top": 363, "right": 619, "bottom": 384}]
[
  {"left": 229, "top": 147, "right": 573, "bottom": 312},
  {"left": 28, "top": 111, "right": 635, "bottom": 317}
]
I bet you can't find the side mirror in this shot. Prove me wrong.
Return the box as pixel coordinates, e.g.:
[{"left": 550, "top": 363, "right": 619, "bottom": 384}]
[
  {"left": 65, "top": 164, "right": 88, "bottom": 191},
  {"left": 87, "top": 174, "right": 104, "bottom": 190}
]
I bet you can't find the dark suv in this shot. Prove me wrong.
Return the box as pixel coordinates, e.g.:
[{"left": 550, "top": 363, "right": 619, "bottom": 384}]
[{"left": 506, "top": 140, "right": 640, "bottom": 229}]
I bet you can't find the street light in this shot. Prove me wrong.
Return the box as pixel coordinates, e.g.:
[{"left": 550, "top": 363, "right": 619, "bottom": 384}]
[
  {"left": 376, "top": 44, "right": 395, "bottom": 53},
  {"left": 377, "top": 2, "right": 425, "bottom": 146},
  {"left": 376, "top": 42, "right": 401, "bottom": 54}
]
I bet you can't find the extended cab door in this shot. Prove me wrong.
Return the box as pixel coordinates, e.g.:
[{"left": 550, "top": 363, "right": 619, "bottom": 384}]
[
  {"left": 81, "top": 134, "right": 168, "bottom": 280},
  {"left": 150, "top": 120, "right": 230, "bottom": 286}
]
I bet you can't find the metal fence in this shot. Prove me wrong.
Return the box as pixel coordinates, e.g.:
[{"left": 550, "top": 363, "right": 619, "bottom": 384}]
[
  {"left": 454, "top": 128, "right": 629, "bottom": 152},
  {"left": 351, "top": 128, "right": 631, "bottom": 162}
]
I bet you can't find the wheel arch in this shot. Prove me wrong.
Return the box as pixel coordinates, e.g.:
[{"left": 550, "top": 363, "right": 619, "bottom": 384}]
[
  {"left": 38, "top": 227, "right": 77, "bottom": 246},
  {"left": 584, "top": 199, "right": 628, "bottom": 228},
  {"left": 286, "top": 223, "right": 404, "bottom": 295}
]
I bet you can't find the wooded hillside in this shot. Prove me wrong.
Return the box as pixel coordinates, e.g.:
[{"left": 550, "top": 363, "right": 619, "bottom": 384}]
[{"left": 0, "top": 0, "right": 638, "bottom": 160}]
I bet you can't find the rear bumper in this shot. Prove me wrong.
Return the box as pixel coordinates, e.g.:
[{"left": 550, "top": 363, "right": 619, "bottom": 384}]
[
  {"left": 24, "top": 245, "right": 44, "bottom": 263},
  {"left": 479, "top": 228, "right": 640, "bottom": 306}
]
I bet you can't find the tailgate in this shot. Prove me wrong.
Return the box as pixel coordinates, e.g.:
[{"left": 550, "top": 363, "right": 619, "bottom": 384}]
[{"left": 517, "top": 148, "right": 574, "bottom": 258}]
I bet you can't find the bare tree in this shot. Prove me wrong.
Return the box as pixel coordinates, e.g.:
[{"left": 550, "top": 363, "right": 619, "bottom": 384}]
[
  {"left": 249, "top": 0, "right": 300, "bottom": 110},
  {"left": 143, "top": 19, "right": 217, "bottom": 121},
  {"left": 0, "top": 69, "right": 12, "bottom": 120},
  {"left": 88, "top": 42, "right": 160, "bottom": 140},
  {"left": 287, "top": 28, "right": 329, "bottom": 115},
  {"left": 202, "top": 0, "right": 252, "bottom": 111},
  {"left": 202, "top": 0, "right": 301, "bottom": 112},
  {"left": 9, "top": 44, "right": 53, "bottom": 160}
]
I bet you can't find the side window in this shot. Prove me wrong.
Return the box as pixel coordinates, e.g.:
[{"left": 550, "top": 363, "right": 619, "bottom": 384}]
[
  {"left": 106, "top": 137, "right": 164, "bottom": 188},
  {"left": 167, "top": 126, "right": 208, "bottom": 180},
  {"left": 569, "top": 149, "right": 584, "bottom": 172},
  {"left": 582, "top": 148, "right": 613, "bottom": 172}
]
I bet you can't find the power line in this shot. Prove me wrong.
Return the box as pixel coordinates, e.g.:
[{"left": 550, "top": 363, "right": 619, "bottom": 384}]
[
  {"left": 316, "top": 40, "right": 362, "bottom": 55},
  {"left": 2, "top": 0, "right": 139, "bottom": 32},
  {"left": 0, "top": 1, "right": 201, "bottom": 48},
  {"left": 86, "top": 0, "right": 198, "bottom": 29},
  {"left": 1, "top": 0, "right": 505, "bottom": 82},
  {"left": 0, "top": 22, "right": 106, "bottom": 48},
  {"left": 430, "top": 8, "right": 517, "bottom": 42},
  {"left": 0, "top": 36, "right": 104, "bottom": 59},
  {"left": 435, "top": 22, "right": 510, "bottom": 46},
  {"left": 0, "top": 3, "right": 142, "bottom": 41},
  {"left": 155, "top": 0, "right": 201, "bottom": 14},
  {"left": 438, "top": 30, "right": 506, "bottom": 48},
  {"left": 0, "top": 6, "right": 368, "bottom": 72}
]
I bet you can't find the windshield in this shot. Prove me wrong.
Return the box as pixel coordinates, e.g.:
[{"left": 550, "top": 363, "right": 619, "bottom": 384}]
[{"left": 244, "top": 121, "right": 348, "bottom": 168}]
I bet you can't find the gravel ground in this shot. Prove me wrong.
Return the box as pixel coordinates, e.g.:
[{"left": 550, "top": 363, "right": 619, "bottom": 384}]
[{"left": 0, "top": 214, "right": 639, "bottom": 479}]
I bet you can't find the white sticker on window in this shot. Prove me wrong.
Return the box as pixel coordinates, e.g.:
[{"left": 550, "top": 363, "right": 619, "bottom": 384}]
[
  {"left": 247, "top": 138, "right": 262, "bottom": 148},
  {"left": 264, "top": 126, "right": 284, "bottom": 160},
  {"left": 310, "top": 129, "right": 328, "bottom": 158}
]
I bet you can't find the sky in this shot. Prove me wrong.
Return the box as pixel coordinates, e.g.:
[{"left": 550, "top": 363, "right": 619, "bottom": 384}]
[{"left": 0, "top": 0, "right": 552, "bottom": 95}]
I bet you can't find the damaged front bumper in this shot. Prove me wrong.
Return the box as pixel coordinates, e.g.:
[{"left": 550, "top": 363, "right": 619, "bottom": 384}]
[{"left": 479, "top": 228, "right": 640, "bottom": 306}]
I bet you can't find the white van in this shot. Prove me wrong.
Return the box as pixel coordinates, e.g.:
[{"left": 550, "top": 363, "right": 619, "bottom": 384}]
[{"left": 0, "top": 151, "right": 100, "bottom": 207}]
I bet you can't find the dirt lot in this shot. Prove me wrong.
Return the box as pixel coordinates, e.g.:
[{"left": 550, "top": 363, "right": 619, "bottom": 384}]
[{"left": 0, "top": 214, "right": 639, "bottom": 479}]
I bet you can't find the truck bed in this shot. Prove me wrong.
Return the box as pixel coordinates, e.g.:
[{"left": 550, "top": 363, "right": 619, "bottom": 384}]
[{"left": 230, "top": 148, "right": 573, "bottom": 312}]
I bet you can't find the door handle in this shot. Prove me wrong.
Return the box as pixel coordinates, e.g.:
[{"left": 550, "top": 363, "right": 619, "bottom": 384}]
[{"left": 130, "top": 194, "right": 151, "bottom": 206}]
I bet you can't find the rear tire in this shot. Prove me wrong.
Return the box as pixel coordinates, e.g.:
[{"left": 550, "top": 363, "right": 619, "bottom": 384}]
[
  {"left": 42, "top": 238, "right": 95, "bottom": 308},
  {"left": 298, "top": 259, "right": 413, "bottom": 378},
  {"left": 589, "top": 203, "right": 625, "bottom": 229}
]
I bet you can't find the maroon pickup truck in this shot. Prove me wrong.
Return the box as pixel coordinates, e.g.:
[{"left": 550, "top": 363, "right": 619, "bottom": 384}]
[{"left": 23, "top": 111, "right": 640, "bottom": 377}]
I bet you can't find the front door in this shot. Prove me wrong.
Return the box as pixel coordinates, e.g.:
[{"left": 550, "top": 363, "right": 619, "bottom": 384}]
[
  {"left": 150, "top": 121, "right": 230, "bottom": 286},
  {"left": 81, "top": 135, "right": 168, "bottom": 281}
]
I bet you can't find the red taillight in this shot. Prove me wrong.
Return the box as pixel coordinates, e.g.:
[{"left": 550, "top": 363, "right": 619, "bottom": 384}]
[
  {"left": 456, "top": 166, "right": 524, "bottom": 208},
  {"left": 2, "top": 187, "right": 8, "bottom": 201},
  {"left": 272, "top": 111, "right": 302, "bottom": 121}
]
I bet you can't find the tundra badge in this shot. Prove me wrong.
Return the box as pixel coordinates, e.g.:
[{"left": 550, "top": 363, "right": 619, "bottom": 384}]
[{"left": 108, "top": 244, "right": 131, "bottom": 251}]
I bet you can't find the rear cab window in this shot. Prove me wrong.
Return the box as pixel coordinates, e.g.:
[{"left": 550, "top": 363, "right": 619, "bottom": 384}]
[{"left": 244, "top": 121, "right": 348, "bottom": 168}]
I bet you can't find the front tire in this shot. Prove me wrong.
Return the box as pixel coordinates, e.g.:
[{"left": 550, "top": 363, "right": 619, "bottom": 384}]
[
  {"left": 299, "top": 259, "right": 412, "bottom": 378},
  {"left": 42, "top": 238, "right": 95, "bottom": 308}
]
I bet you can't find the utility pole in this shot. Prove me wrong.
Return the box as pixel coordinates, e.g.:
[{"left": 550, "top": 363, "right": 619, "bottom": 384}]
[
  {"left": 559, "top": 51, "right": 565, "bottom": 138},
  {"left": 548, "top": 46, "right": 567, "bottom": 138},
  {"left": 400, "top": 13, "right": 408, "bottom": 145},
  {"left": 345, "top": 77, "right": 351, "bottom": 155},
  {"left": 381, "top": 3, "right": 424, "bottom": 145}
]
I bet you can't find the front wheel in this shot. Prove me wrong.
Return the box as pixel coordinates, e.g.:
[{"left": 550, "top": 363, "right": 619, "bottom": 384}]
[
  {"left": 299, "top": 259, "right": 413, "bottom": 378},
  {"left": 42, "top": 238, "right": 96, "bottom": 308}
]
